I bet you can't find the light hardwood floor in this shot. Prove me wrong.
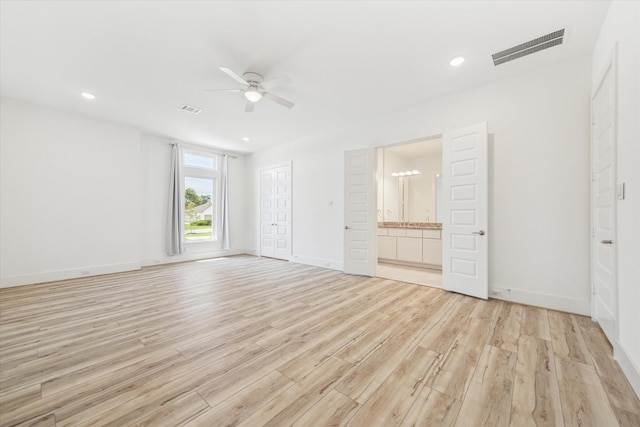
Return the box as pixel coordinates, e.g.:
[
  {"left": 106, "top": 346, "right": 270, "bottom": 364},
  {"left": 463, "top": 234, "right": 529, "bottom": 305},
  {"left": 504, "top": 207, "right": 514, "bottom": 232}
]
[{"left": 1, "top": 255, "right": 638, "bottom": 426}]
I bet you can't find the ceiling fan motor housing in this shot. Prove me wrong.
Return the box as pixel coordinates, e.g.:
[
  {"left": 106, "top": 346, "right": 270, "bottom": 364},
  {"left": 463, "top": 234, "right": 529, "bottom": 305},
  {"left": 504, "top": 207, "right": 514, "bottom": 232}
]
[{"left": 242, "top": 72, "right": 264, "bottom": 86}]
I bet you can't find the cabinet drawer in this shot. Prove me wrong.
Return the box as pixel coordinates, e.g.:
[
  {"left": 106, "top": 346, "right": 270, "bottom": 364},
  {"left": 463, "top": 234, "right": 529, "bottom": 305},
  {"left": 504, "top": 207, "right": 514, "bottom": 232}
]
[
  {"left": 377, "top": 228, "right": 388, "bottom": 236},
  {"left": 388, "top": 228, "right": 406, "bottom": 237},
  {"left": 406, "top": 229, "right": 423, "bottom": 238},
  {"left": 423, "top": 229, "right": 441, "bottom": 239}
]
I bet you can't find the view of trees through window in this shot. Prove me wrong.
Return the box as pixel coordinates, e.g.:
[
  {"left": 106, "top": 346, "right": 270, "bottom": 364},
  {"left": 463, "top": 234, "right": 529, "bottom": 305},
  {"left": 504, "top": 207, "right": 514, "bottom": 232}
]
[{"left": 184, "top": 176, "right": 214, "bottom": 241}]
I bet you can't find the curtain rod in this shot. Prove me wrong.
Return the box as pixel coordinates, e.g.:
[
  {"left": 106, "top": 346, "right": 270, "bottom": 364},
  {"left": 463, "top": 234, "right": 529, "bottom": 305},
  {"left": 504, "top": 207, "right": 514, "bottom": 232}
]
[{"left": 171, "top": 141, "right": 240, "bottom": 159}]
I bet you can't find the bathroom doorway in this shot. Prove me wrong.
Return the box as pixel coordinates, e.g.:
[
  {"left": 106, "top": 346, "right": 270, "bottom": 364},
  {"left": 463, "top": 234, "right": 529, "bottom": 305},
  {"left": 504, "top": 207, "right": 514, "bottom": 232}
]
[{"left": 376, "top": 137, "right": 443, "bottom": 288}]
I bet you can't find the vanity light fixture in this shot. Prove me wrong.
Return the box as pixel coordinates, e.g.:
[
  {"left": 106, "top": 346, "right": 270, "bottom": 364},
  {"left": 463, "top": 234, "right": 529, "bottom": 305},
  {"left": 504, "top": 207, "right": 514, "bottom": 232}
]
[
  {"left": 391, "top": 170, "right": 422, "bottom": 177},
  {"left": 81, "top": 92, "right": 96, "bottom": 100}
]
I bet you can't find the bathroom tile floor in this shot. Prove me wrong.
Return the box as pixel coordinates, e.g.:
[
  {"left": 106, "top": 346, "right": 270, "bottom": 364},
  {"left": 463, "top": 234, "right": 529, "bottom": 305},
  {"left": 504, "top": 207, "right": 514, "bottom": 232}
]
[{"left": 377, "top": 262, "right": 442, "bottom": 288}]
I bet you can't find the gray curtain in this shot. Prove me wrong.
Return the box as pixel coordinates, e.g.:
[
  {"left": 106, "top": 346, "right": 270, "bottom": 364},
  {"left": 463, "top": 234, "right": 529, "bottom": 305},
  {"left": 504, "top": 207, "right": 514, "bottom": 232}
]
[
  {"left": 167, "top": 144, "right": 184, "bottom": 255},
  {"left": 220, "top": 154, "right": 231, "bottom": 250}
]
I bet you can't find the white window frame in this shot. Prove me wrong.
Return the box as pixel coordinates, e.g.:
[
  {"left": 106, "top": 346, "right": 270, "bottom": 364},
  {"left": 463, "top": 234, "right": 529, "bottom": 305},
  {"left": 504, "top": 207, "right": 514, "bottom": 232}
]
[{"left": 180, "top": 147, "right": 221, "bottom": 244}]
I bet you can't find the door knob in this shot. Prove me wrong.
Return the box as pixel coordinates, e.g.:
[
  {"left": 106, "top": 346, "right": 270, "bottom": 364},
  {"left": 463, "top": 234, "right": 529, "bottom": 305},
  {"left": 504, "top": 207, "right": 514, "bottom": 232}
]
[
  {"left": 344, "top": 225, "right": 351, "bottom": 230},
  {"left": 601, "top": 239, "right": 613, "bottom": 244},
  {"left": 472, "top": 230, "right": 485, "bottom": 235}
]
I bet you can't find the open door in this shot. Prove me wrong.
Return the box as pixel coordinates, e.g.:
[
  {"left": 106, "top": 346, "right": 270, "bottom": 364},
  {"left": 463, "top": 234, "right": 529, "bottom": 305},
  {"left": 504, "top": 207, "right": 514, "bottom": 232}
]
[
  {"left": 591, "top": 49, "right": 617, "bottom": 344},
  {"left": 343, "top": 148, "right": 376, "bottom": 276},
  {"left": 442, "top": 122, "right": 488, "bottom": 299}
]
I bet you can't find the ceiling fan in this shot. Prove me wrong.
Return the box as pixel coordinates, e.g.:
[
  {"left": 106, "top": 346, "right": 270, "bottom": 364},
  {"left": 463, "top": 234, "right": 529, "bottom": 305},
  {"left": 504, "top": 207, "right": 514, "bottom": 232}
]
[{"left": 205, "top": 67, "right": 295, "bottom": 112}]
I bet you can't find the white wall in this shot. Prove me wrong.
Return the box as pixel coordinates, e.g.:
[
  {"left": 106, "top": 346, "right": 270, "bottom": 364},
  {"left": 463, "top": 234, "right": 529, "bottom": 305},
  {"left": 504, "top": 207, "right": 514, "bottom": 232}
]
[
  {"left": 246, "top": 55, "right": 592, "bottom": 315},
  {"left": 0, "top": 98, "right": 247, "bottom": 287},
  {"left": 592, "top": 0, "right": 640, "bottom": 397},
  {"left": 140, "top": 133, "right": 246, "bottom": 266},
  {"left": 0, "top": 98, "right": 142, "bottom": 286}
]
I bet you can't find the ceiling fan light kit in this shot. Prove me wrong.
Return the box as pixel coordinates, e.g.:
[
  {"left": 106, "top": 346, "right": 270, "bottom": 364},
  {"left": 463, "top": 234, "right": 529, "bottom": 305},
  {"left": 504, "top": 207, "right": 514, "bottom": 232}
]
[
  {"left": 244, "top": 90, "right": 262, "bottom": 102},
  {"left": 205, "top": 67, "right": 295, "bottom": 112}
]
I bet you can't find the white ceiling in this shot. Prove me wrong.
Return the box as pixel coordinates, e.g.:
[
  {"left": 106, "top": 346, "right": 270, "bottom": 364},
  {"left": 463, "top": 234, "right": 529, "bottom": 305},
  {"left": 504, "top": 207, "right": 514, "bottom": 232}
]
[{"left": 0, "top": 1, "right": 610, "bottom": 154}]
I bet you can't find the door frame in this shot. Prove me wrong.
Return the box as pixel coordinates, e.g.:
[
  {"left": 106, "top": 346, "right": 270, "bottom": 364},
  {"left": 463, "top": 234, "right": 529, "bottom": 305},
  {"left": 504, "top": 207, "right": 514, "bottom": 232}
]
[
  {"left": 590, "top": 45, "right": 618, "bottom": 337},
  {"left": 258, "top": 161, "right": 293, "bottom": 259}
]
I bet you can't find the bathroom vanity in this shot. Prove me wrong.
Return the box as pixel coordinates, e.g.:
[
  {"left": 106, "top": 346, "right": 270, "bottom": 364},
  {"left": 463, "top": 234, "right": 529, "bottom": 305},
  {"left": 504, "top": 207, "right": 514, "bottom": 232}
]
[{"left": 377, "top": 222, "right": 442, "bottom": 269}]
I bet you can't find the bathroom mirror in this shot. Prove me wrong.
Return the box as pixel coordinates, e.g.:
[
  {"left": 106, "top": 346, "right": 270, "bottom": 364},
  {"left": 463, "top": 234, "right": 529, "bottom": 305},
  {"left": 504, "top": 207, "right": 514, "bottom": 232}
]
[{"left": 377, "top": 137, "right": 442, "bottom": 223}]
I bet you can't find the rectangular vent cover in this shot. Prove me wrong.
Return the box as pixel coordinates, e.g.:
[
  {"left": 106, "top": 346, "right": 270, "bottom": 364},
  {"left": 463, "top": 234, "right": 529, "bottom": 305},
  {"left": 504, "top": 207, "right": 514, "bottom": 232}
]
[
  {"left": 492, "top": 29, "right": 565, "bottom": 66},
  {"left": 180, "top": 104, "right": 202, "bottom": 114}
]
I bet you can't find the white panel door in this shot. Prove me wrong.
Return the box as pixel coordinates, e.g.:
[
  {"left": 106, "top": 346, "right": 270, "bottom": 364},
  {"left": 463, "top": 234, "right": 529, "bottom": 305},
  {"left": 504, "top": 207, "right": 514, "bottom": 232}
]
[
  {"left": 592, "top": 54, "right": 617, "bottom": 344},
  {"left": 274, "top": 166, "right": 292, "bottom": 260},
  {"left": 260, "top": 165, "right": 291, "bottom": 260},
  {"left": 344, "top": 149, "right": 376, "bottom": 276},
  {"left": 442, "top": 122, "right": 488, "bottom": 299}
]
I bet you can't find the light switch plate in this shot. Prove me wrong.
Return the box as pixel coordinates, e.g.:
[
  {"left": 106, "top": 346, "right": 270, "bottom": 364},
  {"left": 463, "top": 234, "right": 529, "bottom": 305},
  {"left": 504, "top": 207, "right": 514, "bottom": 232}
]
[{"left": 617, "top": 183, "right": 625, "bottom": 200}]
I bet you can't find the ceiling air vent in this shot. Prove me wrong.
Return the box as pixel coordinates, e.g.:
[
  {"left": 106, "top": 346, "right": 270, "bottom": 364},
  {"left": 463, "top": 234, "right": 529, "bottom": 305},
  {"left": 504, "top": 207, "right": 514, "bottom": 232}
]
[
  {"left": 492, "top": 29, "right": 565, "bottom": 66},
  {"left": 180, "top": 104, "right": 202, "bottom": 114}
]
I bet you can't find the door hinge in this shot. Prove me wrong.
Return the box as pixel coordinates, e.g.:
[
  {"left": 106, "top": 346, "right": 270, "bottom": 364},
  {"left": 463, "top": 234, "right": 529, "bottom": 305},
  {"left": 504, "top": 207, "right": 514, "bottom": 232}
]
[
  {"left": 592, "top": 283, "right": 596, "bottom": 295},
  {"left": 591, "top": 172, "right": 595, "bottom": 182},
  {"left": 591, "top": 227, "right": 595, "bottom": 238}
]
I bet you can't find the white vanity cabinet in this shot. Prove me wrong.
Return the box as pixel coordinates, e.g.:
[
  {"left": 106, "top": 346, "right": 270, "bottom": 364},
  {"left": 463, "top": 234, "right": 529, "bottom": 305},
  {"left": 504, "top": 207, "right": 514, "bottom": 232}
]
[
  {"left": 422, "top": 237, "right": 442, "bottom": 266},
  {"left": 377, "top": 231, "right": 397, "bottom": 259},
  {"left": 377, "top": 226, "right": 442, "bottom": 268}
]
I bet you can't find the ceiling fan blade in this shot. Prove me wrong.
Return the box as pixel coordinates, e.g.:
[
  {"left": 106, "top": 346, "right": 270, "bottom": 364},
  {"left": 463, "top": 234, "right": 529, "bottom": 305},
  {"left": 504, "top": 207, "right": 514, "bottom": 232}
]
[
  {"left": 259, "top": 75, "right": 291, "bottom": 90},
  {"left": 245, "top": 100, "right": 255, "bottom": 113},
  {"left": 203, "top": 88, "right": 243, "bottom": 93},
  {"left": 219, "top": 67, "right": 249, "bottom": 86},
  {"left": 262, "top": 91, "right": 295, "bottom": 109}
]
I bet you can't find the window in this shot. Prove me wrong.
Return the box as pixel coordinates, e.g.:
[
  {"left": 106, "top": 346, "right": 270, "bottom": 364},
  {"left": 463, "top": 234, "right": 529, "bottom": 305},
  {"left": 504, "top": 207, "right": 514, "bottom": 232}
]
[{"left": 182, "top": 149, "right": 220, "bottom": 242}]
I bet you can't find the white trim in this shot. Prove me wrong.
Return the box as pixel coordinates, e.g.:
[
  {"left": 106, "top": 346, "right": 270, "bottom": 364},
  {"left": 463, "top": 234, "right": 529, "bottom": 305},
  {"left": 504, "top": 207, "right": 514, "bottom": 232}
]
[
  {"left": 142, "top": 249, "right": 246, "bottom": 267},
  {"left": 490, "top": 286, "right": 590, "bottom": 316},
  {"left": 614, "top": 340, "right": 640, "bottom": 399},
  {"left": 1, "top": 262, "right": 141, "bottom": 288},
  {"left": 290, "top": 255, "right": 343, "bottom": 271}
]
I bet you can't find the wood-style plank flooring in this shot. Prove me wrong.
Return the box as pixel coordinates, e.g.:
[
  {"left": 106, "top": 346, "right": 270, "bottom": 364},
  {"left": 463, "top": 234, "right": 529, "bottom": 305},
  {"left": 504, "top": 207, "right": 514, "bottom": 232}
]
[{"left": 1, "top": 255, "right": 639, "bottom": 426}]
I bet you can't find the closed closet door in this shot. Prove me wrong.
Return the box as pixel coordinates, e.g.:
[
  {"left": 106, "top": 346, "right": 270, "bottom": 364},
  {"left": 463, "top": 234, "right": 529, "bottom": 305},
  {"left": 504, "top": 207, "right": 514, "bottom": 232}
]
[{"left": 260, "top": 165, "right": 292, "bottom": 260}]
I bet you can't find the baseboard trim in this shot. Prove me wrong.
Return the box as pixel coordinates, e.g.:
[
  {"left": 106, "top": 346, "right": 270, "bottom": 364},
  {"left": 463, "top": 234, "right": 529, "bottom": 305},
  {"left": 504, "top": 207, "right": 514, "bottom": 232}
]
[
  {"left": 614, "top": 340, "right": 640, "bottom": 399},
  {"left": 141, "top": 249, "right": 246, "bottom": 267},
  {"left": 1, "top": 262, "right": 141, "bottom": 288},
  {"left": 290, "top": 255, "right": 343, "bottom": 271},
  {"left": 489, "top": 286, "right": 590, "bottom": 316}
]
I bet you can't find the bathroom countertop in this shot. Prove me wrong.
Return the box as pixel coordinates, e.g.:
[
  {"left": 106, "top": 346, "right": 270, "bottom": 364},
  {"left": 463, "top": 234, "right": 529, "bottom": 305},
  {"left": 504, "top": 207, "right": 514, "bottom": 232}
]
[{"left": 378, "top": 222, "right": 442, "bottom": 230}]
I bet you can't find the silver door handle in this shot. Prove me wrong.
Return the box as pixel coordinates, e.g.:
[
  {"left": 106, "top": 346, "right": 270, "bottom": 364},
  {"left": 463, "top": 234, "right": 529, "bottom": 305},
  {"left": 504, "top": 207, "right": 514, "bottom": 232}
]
[
  {"left": 345, "top": 226, "right": 351, "bottom": 230},
  {"left": 601, "top": 239, "right": 613, "bottom": 244},
  {"left": 472, "top": 230, "right": 485, "bottom": 236}
]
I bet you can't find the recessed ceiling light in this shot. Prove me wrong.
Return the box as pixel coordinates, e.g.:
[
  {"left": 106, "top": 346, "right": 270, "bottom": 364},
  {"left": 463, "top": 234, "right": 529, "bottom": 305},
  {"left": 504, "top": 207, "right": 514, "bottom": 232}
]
[
  {"left": 450, "top": 56, "right": 465, "bottom": 66},
  {"left": 81, "top": 92, "right": 96, "bottom": 100},
  {"left": 242, "top": 137, "right": 250, "bottom": 141}
]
